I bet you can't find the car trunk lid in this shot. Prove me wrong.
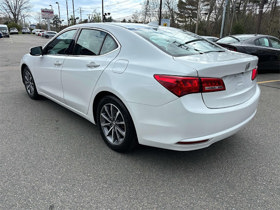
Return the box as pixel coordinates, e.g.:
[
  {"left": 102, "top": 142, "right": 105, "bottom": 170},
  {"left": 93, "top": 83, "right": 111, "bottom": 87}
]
[{"left": 174, "top": 51, "right": 258, "bottom": 108}]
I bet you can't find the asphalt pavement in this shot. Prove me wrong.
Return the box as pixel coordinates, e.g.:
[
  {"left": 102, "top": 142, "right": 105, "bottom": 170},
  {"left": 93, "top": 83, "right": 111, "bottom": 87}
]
[{"left": 0, "top": 34, "right": 280, "bottom": 209}]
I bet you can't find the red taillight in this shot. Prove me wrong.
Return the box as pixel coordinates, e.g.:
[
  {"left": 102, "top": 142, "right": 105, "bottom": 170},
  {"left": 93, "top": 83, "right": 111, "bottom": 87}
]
[
  {"left": 154, "top": 75, "right": 226, "bottom": 97},
  {"left": 251, "top": 68, "right": 258, "bottom": 80}
]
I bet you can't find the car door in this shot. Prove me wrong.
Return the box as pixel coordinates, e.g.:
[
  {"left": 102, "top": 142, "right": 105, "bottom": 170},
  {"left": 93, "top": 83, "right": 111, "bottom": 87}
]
[
  {"left": 254, "top": 37, "right": 278, "bottom": 70},
  {"left": 34, "top": 29, "right": 77, "bottom": 101},
  {"left": 61, "top": 28, "right": 120, "bottom": 114},
  {"left": 268, "top": 37, "right": 280, "bottom": 72}
]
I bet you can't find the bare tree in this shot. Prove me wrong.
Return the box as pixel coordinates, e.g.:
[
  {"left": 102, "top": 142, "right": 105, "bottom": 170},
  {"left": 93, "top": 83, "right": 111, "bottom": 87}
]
[
  {"left": 0, "top": 0, "right": 31, "bottom": 24},
  {"left": 142, "top": 0, "right": 151, "bottom": 23},
  {"left": 165, "top": 0, "right": 177, "bottom": 26},
  {"left": 256, "top": 0, "right": 268, "bottom": 33},
  {"left": 132, "top": 11, "right": 141, "bottom": 23}
]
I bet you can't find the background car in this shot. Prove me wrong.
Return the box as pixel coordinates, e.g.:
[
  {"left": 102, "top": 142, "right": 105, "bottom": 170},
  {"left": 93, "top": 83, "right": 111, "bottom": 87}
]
[
  {"left": 22, "top": 27, "right": 31, "bottom": 34},
  {"left": 20, "top": 23, "right": 260, "bottom": 153},
  {"left": 10, "top": 27, "right": 19, "bottom": 34},
  {"left": 44, "top": 31, "right": 57, "bottom": 38},
  {"left": 33, "top": 29, "right": 43, "bottom": 35},
  {"left": 36, "top": 30, "right": 45, "bottom": 36},
  {"left": 216, "top": 34, "right": 280, "bottom": 73},
  {"left": 0, "top": 24, "right": 9, "bottom": 37},
  {"left": 32, "top": 29, "right": 40, "bottom": 34},
  {"left": 40, "top": 31, "right": 46, "bottom": 37}
]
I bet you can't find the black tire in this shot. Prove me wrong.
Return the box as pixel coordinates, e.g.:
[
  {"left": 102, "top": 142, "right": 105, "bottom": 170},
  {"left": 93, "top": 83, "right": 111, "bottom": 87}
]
[
  {"left": 22, "top": 67, "right": 40, "bottom": 99},
  {"left": 96, "top": 95, "right": 138, "bottom": 153}
]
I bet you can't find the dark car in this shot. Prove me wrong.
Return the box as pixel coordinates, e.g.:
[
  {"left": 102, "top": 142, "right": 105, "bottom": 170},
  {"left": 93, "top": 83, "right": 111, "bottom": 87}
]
[{"left": 216, "top": 34, "right": 280, "bottom": 73}]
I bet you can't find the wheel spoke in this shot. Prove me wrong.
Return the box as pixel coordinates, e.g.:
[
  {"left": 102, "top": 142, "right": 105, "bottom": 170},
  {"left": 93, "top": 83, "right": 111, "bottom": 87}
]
[
  {"left": 115, "top": 127, "right": 121, "bottom": 141},
  {"left": 116, "top": 121, "right": 125, "bottom": 125},
  {"left": 101, "top": 122, "right": 111, "bottom": 127},
  {"left": 110, "top": 104, "right": 114, "bottom": 120},
  {"left": 24, "top": 75, "right": 29, "bottom": 83},
  {"left": 101, "top": 113, "right": 111, "bottom": 123},
  {"left": 106, "top": 125, "right": 114, "bottom": 137},
  {"left": 114, "top": 110, "right": 120, "bottom": 121},
  {"left": 104, "top": 105, "right": 111, "bottom": 120},
  {"left": 111, "top": 127, "right": 116, "bottom": 143},
  {"left": 115, "top": 125, "right": 125, "bottom": 137}
]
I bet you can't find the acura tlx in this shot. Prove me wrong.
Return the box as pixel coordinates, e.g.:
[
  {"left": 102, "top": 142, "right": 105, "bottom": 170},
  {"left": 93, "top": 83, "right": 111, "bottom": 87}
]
[{"left": 20, "top": 23, "right": 260, "bottom": 152}]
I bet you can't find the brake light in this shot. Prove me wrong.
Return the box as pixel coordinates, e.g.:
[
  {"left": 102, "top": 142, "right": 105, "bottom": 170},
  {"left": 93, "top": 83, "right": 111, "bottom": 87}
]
[
  {"left": 154, "top": 75, "right": 226, "bottom": 97},
  {"left": 251, "top": 68, "right": 258, "bottom": 80}
]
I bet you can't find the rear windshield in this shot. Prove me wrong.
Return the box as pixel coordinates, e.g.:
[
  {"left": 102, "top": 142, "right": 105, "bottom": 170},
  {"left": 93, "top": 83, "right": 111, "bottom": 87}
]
[
  {"left": 217, "top": 35, "right": 255, "bottom": 44},
  {"left": 132, "top": 26, "right": 223, "bottom": 56}
]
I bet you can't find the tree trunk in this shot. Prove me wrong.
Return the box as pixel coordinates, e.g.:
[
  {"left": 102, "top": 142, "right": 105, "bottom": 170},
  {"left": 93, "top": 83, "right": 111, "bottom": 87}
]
[{"left": 256, "top": 0, "right": 266, "bottom": 34}]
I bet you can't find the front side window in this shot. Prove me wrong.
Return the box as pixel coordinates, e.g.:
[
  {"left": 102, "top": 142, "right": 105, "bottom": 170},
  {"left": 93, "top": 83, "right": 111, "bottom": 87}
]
[
  {"left": 74, "top": 29, "right": 106, "bottom": 55},
  {"left": 44, "top": 29, "right": 77, "bottom": 55},
  {"left": 269, "top": 37, "right": 280, "bottom": 49}
]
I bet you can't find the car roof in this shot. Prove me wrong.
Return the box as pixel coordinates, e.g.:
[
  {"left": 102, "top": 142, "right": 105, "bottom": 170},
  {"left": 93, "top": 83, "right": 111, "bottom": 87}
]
[
  {"left": 67, "top": 22, "right": 157, "bottom": 32},
  {"left": 230, "top": 34, "right": 277, "bottom": 40}
]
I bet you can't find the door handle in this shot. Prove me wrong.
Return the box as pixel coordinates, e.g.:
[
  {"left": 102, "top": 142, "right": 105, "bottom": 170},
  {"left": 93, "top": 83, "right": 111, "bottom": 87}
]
[
  {"left": 54, "top": 61, "right": 63, "bottom": 66},
  {"left": 87, "top": 62, "right": 100, "bottom": 68}
]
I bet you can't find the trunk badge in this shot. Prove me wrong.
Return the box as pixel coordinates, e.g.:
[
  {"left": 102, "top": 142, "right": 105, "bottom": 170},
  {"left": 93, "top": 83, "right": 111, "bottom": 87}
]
[{"left": 245, "top": 63, "right": 250, "bottom": 71}]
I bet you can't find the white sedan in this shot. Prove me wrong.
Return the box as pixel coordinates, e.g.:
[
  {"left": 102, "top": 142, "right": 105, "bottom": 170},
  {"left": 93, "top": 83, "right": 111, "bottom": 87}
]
[{"left": 20, "top": 23, "right": 260, "bottom": 152}]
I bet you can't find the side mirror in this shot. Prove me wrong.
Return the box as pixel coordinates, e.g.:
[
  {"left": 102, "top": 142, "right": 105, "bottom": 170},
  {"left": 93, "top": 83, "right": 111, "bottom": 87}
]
[{"left": 30, "top": 46, "right": 43, "bottom": 56}]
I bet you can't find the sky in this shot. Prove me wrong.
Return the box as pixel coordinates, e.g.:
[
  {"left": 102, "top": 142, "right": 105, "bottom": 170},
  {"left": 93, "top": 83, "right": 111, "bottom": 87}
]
[{"left": 28, "top": 0, "right": 144, "bottom": 24}]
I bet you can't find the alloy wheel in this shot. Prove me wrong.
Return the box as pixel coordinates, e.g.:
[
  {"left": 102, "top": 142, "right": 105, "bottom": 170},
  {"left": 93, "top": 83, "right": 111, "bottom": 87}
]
[
  {"left": 24, "top": 70, "right": 35, "bottom": 96},
  {"left": 100, "top": 103, "right": 126, "bottom": 145}
]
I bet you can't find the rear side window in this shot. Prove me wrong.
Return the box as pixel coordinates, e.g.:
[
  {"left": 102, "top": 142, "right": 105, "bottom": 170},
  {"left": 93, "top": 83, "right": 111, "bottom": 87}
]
[
  {"left": 100, "top": 35, "right": 118, "bottom": 55},
  {"left": 255, "top": 37, "right": 270, "bottom": 47},
  {"left": 269, "top": 37, "right": 280, "bottom": 49}
]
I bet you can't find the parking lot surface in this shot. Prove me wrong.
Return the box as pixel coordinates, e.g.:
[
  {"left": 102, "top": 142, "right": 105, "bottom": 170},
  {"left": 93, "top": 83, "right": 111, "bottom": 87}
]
[{"left": 1, "top": 35, "right": 280, "bottom": 209}]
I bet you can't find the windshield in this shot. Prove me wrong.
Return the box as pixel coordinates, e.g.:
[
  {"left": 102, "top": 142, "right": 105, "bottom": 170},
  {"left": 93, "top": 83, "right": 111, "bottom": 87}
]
[
  {"left": 0, "top": 27, "right": 7, "bottom": 32},
  {"left": 132, "top": 26, "right": 224, "bottom": 56}
]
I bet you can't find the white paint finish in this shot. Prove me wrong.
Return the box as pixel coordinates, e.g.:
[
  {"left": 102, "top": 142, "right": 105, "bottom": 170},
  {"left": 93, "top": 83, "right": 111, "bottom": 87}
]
[
  {"left": 27, "top": 54, "right": 65, "bottom": 101},
  {"left": 21, "top": 23, "right": 261, "bottom": 151},
  {"left": 61, "top": 50, "right": 119, "bottom": 114},
  {"left": 112, "top": 59, "right": 129, "bottom": 74}
]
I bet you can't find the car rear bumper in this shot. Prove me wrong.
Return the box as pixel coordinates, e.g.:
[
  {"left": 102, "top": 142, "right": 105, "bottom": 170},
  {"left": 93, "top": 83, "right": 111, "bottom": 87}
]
[{"left": 128, "top": 85, "right": 260, "bottom": 151}]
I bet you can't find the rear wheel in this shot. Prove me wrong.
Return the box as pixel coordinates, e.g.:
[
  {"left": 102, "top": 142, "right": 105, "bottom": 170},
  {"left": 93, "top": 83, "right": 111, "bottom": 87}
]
[
  {"left": 96, "top": 95, "right": 138, "bottom": 153},
  {"left": 22, "top": 67, "right": 39, "bottom": 99}
]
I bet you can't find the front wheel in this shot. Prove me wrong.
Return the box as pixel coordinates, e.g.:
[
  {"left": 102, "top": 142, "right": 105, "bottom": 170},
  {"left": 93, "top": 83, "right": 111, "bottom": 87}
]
[
  {"left": 22, "top": 67, "right": 39, "bottom": 99},
  {"left": 96, "top": 95, "right": 138, "bottom": 153}
]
